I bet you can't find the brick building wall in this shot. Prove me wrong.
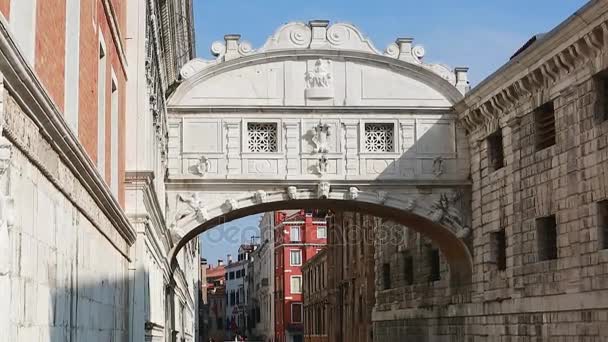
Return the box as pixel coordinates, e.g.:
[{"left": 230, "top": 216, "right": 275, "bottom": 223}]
[{"left": 303, "top": 248, "right": 328, "bottom": 342}]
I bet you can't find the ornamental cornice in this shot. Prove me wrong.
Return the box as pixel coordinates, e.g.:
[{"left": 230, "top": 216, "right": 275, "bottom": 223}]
[
  {"left": 456, "top": 0, "right": 608, "bottom": 136},
  {"left": 177, "top": 20, "right": 469, "bottom": 95}
]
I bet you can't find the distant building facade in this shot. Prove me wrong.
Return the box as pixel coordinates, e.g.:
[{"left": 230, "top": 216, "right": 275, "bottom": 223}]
[
  {"left": 302, "top": 248, "right": 328, "bottom": 342},
  {"left": 206, "top": 261, "right": 227, "bottom": 342},
  {"left": 274, "top": 210, "right": 328, "bottom": 342},
  {"left": 225, "top": 244, "right": 257, "bottom": 338}
]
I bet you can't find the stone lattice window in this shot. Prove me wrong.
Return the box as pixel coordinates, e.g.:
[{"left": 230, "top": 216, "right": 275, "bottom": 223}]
[
  {"left": 247, "top": 122, "right": 278, "bottom": 152},
  {"left": 536, "top": 215, "right": 558, "bottom": 261},
  {"left": 364, "top": 123, "right": 394, "bottom": 152},
  {"left": 534, "top": 102, "right": 556, "bottom": 151},
  {"left": 597, "top": 201, "right": 608, "bottom": 249}
]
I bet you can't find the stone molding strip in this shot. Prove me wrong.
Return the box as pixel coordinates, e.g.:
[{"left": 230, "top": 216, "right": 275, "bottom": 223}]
[
  {"left": 0, "top": 18, "right": 136, "bottom": 249},
  {"left": 102, "top": 0, "right": 128, "bottom": 75},
  {"left": 455, "top": 0, "right": 608, "bottom": 137}
]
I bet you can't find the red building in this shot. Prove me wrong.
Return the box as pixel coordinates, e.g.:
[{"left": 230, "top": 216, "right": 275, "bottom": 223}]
[{"left": 274, "top": 210, "right": 328, "bottom": 342}]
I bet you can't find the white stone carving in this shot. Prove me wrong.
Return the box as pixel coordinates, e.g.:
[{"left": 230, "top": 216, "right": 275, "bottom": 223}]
[
  {"left": 175, "top": 193, "right": 209, "bottom": 223},
  {"left": 286, "top": 186, "right": 298, "bottom": 200},
  {"left": 365, "top": 123, "right": 394, "bottom": 152},
  {"left": 317, "top": 155, "right": 329, "bottom": 176},
  {"left": 312, "top": 121, "right": 331, "bottom": 153},
  {"left": 433, "top": 156, "right": 444, "bottom": 176},
  {"left": 225, "top": 198, "right": 239, "bottom": 211},
  {"left": 178, "top": 21, "right": 462, "bottom": 85},
  {"left": 377, "top": 191, "right": 388, "bottom": 204},
  {"left": 348, "top": 187, "right": 360, "bottom": 200},
  {"left": 429, "top": 192, "right": 470, "bottom": 238},
  {"left": 404, "top": 198, "right": 416, "bottom": 211},
  {"left": 305, "top": 59, "right": 333, "bottom": 99},
  {"left": 384, "top": 43, "right": 400, "bottom": 58},
  {"left": 254, "top": 190, "right": 267, "bottom": 203},
  {"left": 248, "top": 123, "right": 278, "bottom": 152},
  {"left": 195, "top": 156, "right": 211, "bottom": 176},
  {"left": 317, "top": 182, "right": 330, "bottom": 199}
]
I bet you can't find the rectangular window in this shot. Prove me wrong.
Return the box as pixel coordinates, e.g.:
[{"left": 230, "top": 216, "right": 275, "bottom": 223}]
[
  {"left": 382, "top": 263, "right": 391, "bottom": 290},
  {"left": 487, "top": 130, "right": 504, "bottom": 171},
  {"left": 230, "top": 291, "right": 235, "bottom": 306},
  {"left": 403, "top": 254, "right": 414, "bottom": 285},
  {"left": 236, "top": 270, "right": 241, "bottom": 278},
  {"left": 64, "top": 0, "right": 80, "bottom": 134},
  {"left": 290, "top": 250, "right": 302, "bottom": 266},
  {"left": 290, "top": 226, "right": 301, "bottom": 242},
  {"left": 291, "top": 276, "right": 302, "bottom": 294},
  {"left": 594, "top": 73, "right": 608, "bottom": 122},
  {"left": 317, "top": 226, "right": 327, "bottom": 239},
  {"left": 247, "top": 122, "right": 278, "bottom": 152},
  {"left": 598, "top": 201, "right": 608, "bottom": 250},
  {"left": 429, "top": 249, "right": 441, "bottom": 281},
  {"left": 536, "top": 215, "right": 558, "bottom": 261},
  {"left": 491, "top": 230, "right": 507, "bottom": 270},
  {"left": 110, "top": 74, "right": 119, "bottom": 196},
  {"left": 365, "top": 123, "right": 394, "bottom": 152},
  {"left": 534, "top": 101, "right": 556, "bottom": 151},
  {"left": 216, "top": 318, "right": 223, "bottom": 329},
  {"left": 229, "top": 272, "right": 235, "bottom": 280},
  {"left": 292, "top": 303, "right": 303, "bottom": 323},
  {"left": 97, "top": 35, "right": 107, "bottom": 177}
]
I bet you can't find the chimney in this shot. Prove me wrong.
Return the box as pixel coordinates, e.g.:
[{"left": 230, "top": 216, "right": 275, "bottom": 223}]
[
  {"left": 227, "top": 254, "right": 233, "bottom": 264},
  {"left": 218, "top": 259, "right": 224, "bottom": 267}
]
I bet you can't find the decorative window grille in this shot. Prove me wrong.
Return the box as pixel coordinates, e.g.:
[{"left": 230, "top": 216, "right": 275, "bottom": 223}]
[
  {"left": 247, "top": 122, "right": 278, "bottom": 152},
  {"left": 364, "top": 123, "right": 394, "bottom": 152}
]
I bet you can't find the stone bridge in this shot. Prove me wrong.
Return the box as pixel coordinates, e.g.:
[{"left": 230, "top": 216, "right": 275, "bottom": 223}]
[{"left": 164, "top": 20, "right": 473, "bottom": 285}]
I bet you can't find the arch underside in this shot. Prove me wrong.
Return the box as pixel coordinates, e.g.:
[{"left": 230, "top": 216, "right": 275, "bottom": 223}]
[{"left": 169, "top": 187, "right": 473, "bottom": 287}]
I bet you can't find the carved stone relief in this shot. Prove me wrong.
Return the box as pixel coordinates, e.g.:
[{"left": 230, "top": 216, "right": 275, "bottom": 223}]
[
  {"left": 286, "top": 186, "right": 298, "bottom": 200},
  {"left": 428, "top": 192, "right": 470, "bottom": 238},
  {"left": 312, "top": 121, "right": 331, "bottom": 153},
  {"left": 317, "top": 182, "right": 330, "bottom": 199},
  {"left": 305, "top": 59, "right": 334, "bottom": 99}
]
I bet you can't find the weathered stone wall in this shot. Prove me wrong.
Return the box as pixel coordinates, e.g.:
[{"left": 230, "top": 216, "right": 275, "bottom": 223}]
[
  {"left": 373, "top": 2, "right": 608, "bottom": 340},
  {"left": 1, "top": 131, "right": 130, "bottom": 341}
]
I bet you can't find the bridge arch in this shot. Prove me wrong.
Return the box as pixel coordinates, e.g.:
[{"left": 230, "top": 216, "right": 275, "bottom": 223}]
[{"left": 168, "top": 185, "right": 473, "bottom": 286}]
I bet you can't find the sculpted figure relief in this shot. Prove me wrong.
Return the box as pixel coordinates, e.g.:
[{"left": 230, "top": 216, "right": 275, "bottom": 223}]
[
  {"left": 176, "top": 193, "right": 210, "bottom": 223},
  {"left": 305, "top": 59, "right": 332, "bottom": 89},
  {"left": 317, "top": 182, "right": 331, "bottom": 199},
  {"left": 286, "top": 186, "right": 298, "bottom": 200},
  {"left": 312, "top": 121, "right": 331, "bottom": 153}
]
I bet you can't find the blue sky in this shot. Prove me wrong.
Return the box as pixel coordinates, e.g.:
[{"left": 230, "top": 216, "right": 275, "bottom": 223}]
[{"left": 193, "top": 0, "right": 587, "bottom": 263}]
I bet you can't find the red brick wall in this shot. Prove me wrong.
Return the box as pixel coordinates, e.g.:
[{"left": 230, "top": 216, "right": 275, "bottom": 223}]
[
  {"left": 35, "top": 0, "right": 66, "bottom": 111},
  {"left": 0, "top": 0, "right": 10, "bottom": 19}
]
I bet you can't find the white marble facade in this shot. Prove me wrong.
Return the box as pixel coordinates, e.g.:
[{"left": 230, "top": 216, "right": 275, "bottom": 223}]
[
  {"left": 165, "top": 21, "right": 473, "bottom": 281},
  {"left": 168, "top": 21, "right": 470, "bottom": 184}
]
